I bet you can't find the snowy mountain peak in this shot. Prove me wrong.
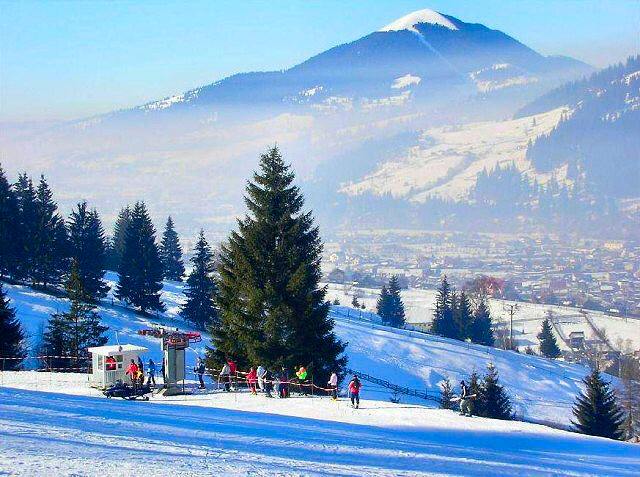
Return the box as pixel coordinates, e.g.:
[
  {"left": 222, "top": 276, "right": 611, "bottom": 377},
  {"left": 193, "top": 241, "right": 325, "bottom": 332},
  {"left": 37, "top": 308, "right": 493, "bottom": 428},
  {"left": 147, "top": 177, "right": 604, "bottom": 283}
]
[{"left": 379, "top": 9, "right": 459, "bottom": 33}]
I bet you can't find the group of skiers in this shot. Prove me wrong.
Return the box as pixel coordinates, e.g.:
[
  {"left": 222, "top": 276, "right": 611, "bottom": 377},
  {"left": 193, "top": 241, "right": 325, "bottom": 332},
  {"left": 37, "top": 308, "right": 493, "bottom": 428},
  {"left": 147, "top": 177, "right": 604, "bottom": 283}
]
[
  {"left": 124, "top": 355, "right": 363, "bottom": 407},
  {"left": 125, "top": 357, "right": 157, "bottom": 387}
]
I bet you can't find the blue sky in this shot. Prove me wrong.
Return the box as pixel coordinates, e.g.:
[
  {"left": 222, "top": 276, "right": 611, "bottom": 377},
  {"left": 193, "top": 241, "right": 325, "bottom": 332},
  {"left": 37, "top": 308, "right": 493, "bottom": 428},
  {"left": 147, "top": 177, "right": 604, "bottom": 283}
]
[{"left": 1, "top": 0, "right": 638, "bottom": 121}]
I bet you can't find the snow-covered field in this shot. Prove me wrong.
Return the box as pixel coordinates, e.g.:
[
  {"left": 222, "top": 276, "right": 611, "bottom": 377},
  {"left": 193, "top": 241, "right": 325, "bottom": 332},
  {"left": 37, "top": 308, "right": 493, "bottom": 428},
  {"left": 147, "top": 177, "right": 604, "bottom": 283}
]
[
  {"left": 325, "top": 283, "right": 640, "bottom": 352},
  {"left": 340, "top": 107, "right": 569, "bottom": 202},
  {"left": 1, "top": 374, "right": 639, "bottom": 476},
  {"left": 2, "top": 275, "right": 640, "bottom": 475}
]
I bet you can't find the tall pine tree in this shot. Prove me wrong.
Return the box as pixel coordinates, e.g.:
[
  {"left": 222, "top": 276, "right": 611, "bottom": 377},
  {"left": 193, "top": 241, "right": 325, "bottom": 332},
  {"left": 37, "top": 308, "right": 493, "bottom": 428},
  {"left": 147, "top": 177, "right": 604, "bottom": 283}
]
[
  {"left": 159, "top": 216, "right": 185, "bottom": 281},
  {"left": 471, "top": 300, "right": 495, "bottom": 346},
  {"left": 0, "top": 284, "right": 26, "bottom": 370},
  {"left": 209, "top": 146, "right": 345, "bottom": 382},
  {"left": 376, "top": 285, "right": 390, "bottom": 320},
  {"left": 116, "top": 202, "right": 165, "bottom": 313},
  {"left": 454, "top": 291, "right": 473, "bottom": 340},
  {"left": 0, "top": 166, "right": 20, "bottom": 278},
  {"left": 431, "top": 276, "right": 457, "bottom": 339},
  {"left": 32, "top": 176, "right": 68, "bottom": 287},
  {"left": 13, "top": 173, "right": 38, "bottom": 281},
  {"left": 107, "top": 206, "right": 131, "bottom": 271},
  {"left": 572, "top": 369, "right": 624, "bottom": 440},
  {"left": 68, "top": 202, "right": 109, "bottom": 301},
  {"left": 538, "top": 313, "right": 561, "bottom": 358},
  {"left": 377, "top": 276, "right": 406, "bottom": 328},
  {"left": 181, "top": 230, "right": 218, "bottom": 330}
]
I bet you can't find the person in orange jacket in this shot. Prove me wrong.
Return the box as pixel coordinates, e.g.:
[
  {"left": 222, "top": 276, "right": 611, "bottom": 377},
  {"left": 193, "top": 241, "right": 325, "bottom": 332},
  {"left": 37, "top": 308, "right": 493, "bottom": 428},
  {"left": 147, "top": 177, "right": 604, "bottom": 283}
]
[{"left": 246, "top": 367, "right": 258, "bottom": 395}]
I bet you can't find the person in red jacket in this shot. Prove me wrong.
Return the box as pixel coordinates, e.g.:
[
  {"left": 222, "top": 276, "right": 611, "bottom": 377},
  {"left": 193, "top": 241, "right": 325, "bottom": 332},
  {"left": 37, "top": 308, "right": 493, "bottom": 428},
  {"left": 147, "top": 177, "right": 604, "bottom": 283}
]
[
  {"left": 227, "top": 358, "right": 237, "bottom": 389},
  {"left": 125, "top": 359, "right": 139, "bottom": 385},
  {"left": 246, "top": 367, "right": 258, "bottom": 395},
  {"left": 348, "top": 375, "right": 362, "bottom": 409}
]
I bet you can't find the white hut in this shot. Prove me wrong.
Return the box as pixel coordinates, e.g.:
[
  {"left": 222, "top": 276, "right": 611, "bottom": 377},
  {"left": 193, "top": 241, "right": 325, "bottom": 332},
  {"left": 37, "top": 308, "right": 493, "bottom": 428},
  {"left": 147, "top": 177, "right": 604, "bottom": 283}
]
[{"left": 88, "top": 344, "right": 148, "bottom": 389}]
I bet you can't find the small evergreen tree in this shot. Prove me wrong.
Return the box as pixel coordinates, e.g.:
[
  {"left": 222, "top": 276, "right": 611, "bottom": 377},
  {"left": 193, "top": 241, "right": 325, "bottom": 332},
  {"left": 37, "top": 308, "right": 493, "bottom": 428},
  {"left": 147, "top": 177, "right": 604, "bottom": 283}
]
[
  {"left": 209, "top": 146, "right": 345, "bottom": 382},
  {"left": 538, "top": 313, "right": 561, "bottom": 359},
  {"left": 351, "top": 295, "right": 360, "bottom": 308},
  {"left": 471, "top": 300, "right": 495, "bottom": 346},
  {"left": 116, "top": 202, "right": 165, "bottom": 313},
  {"left": 332, "top": 298, "right": 340, "bottom": 306},
  {"left": 480, "top": 363, "right": 513, "bottom": 420},
  {"left": 42, "top": 262, "right": 108, "bottom": 370},
  {"left": 159, "top": 216, "right": 185, "bottom": 281},
  {"left": 469, "top": 371, "right": 484, "bottom": 416},
  {"left": 68, "top": 202, "right": 109, "bottom": 301},
  {"left": 181, "top": 230, "right": 218, "bottom": 330},
  {"left": 32, "top": 176, "right": 68, "bottom": 287},
  {"left": 572, "top": 369, "right": 624, "bottom": 440},
  {"left": 431, "top": 276, "right": 457, "bottom": 339},
  {"left": 440, "top": 378, "right": 455, "bottom": 410},
  {"left": 0, "top": 284, "right": 26, "bottom": 370},
  {"left": 0, "top": 166, "right": 20, "bottom": 278}
]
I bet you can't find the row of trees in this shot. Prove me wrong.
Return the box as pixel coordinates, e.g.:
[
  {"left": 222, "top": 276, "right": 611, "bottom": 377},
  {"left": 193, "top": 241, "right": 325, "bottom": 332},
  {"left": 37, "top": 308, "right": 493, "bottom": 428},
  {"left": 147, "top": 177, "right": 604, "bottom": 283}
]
[{"left": 431, "top": 276, "right": 495, "bottom": 346}]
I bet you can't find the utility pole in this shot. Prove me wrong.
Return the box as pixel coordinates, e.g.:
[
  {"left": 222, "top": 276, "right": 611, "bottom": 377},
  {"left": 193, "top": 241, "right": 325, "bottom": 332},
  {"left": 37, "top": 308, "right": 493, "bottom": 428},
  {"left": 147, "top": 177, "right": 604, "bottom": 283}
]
[{"left": 503, "top": 303, "right": 519, "bottom": 350}]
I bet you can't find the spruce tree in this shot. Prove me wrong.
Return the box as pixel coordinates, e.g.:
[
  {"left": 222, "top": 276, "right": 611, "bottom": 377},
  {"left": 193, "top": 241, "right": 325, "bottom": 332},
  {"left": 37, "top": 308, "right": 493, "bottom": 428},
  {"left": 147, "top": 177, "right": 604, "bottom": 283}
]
[
  {"left": 351, "top": 295, "right": 360, "bottom": 308},
  {"left": 159, "top": 216, "right": 185, "bottom": 281},
  {"left": 454, "top": 291, "right": 473, "bottom": 340},
  {"left": 386, "top": 275, "right": 406, "bottom": 328},
  {"left": 0, "top": 166, "right": 20, "bottom": 278},
  {"left": 42, "top": 261, "right": 108, "bottom": 371},
  {"left": 431, "top": 276, "right": 457, "bottom": 339},
  {"left": 440, "top": 378, "right": 454, "bottom": 410},
  {"left": 181, "top": 230, "right": 218, "bottom": 330},
  {"left": 538, "top": 313, "right": 561, "bottom": 358},
  {"left": 13, "top": 173, "right": 38, "bottom": 280},
  {"left": 116, "top": 202, "right": 165, "bottom": 313},
  {"left": 0, "top": 284, "right": 26, "bottom": 370},
  {"left": 108, "top": 206, "right": 131, "bottom": 271},
  {"left": 68, "top": 202, "right": 109, "bottom": 301},
  {"left": 572, "top": 369, "right": 624, "bottom": 440},
  {"left": 471, "top": 300, "right": 495, "bottom": 346},
  {"left": 209, "top": 146, "right": 345, "bottom": 382},
  {"left": 32, "top": 176, "right": 68, "bottom": 287},
  {"left": 376, "top": 285, "right": 390, "bottom": 321},
  {"left": 469, "top": 371, "right": 484, "bottom": 416},
  {"left": 480, "top": 363, "right": 513, "bottom": 420}
]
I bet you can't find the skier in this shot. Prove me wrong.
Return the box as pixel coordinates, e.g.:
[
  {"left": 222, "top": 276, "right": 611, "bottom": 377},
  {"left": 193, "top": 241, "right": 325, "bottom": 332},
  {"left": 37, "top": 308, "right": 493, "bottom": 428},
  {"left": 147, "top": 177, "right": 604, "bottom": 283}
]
[
  {"left": 257, "top": 364, "right": 267, "bottom": 392},
  {"left": 348, "top": 375, "right": 361, "bottom": 408},
  {"left": 263, "top": 369, "right": 274, "bottom": 398},
  {"left": 146, "top": 358, "right": 157, "bottom": 387},
  {"left": 125, "top": 359, "right": 139, "bottom": 386},
  {"left": 279, "top": 366, "right": 290, "bottom": 398},
  {"left": 247, "top": 367, "right": 258, "bottom": 395},
  {"left": 194, "top": 358, "right": 206, "bottom": 389},
  {"left": 219, "top": 361, "right": 231, "bottom": 391},
  {"left": 227, "top": 358, "right": 237, "bottom": 390},
  {"left": 328, "top": 371, "right": 338, "bottom": 400},
  {"left": 296, "top": 365, "right": 308, "bottom": 395},
  {"left": 459, "top": 380, "right": 473, "bottom": 417}
]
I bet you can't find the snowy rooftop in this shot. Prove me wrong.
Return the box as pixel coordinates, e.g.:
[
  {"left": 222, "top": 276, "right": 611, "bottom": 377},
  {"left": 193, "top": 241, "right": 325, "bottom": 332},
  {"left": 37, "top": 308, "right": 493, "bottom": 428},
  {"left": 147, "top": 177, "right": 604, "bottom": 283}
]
[
  {"left": 87, "top": 344, "right": 148, "bottom": 355},
  {"left": 379, "top": 9, "right": 459, "bottom": 33}
]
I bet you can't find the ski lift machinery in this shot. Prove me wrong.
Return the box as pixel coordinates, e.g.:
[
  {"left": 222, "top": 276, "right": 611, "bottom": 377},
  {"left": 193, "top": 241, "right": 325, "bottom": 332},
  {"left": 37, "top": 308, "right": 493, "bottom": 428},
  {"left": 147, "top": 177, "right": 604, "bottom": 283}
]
[{"left": 138, "top": 325, "right": 202, "bottom": 396}]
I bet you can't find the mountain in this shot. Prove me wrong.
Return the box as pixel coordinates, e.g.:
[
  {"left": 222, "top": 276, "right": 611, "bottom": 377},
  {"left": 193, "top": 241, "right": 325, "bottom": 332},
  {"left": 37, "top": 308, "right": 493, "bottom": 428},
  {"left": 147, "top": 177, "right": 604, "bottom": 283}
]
[
  {"left": 131, "top": 9, "right": 589, "bottom": 119},
  {"left": 1, "top": 9, "right": 593, "bottom": 234}
]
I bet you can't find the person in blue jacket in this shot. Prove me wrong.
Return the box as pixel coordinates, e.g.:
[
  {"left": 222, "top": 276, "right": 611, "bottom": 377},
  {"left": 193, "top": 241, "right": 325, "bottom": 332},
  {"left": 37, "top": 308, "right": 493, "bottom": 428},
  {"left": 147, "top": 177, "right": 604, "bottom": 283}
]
[{"left": 146, "top": 358, "right": 157, "bottom": 387}]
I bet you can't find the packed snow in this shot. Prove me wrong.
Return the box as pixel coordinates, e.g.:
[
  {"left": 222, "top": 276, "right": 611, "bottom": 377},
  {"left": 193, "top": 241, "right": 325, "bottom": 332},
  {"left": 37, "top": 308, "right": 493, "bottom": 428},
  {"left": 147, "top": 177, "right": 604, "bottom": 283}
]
[
  {"left": 379, "top": 9, "right": 459, "bottom": 33},
  {"left": 3, "top": 276, "right": 640, "bottom": 475}
]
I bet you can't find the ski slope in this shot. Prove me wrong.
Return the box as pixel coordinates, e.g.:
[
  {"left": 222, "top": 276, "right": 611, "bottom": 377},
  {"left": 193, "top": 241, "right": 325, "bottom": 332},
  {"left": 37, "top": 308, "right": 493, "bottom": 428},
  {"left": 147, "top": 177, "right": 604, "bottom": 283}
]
[
  {"left": 1, "top": 375, "right": 639, "bottom": 476},
  {"left": 2, "top": 273, "right": 620, "bottom": 428}
]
